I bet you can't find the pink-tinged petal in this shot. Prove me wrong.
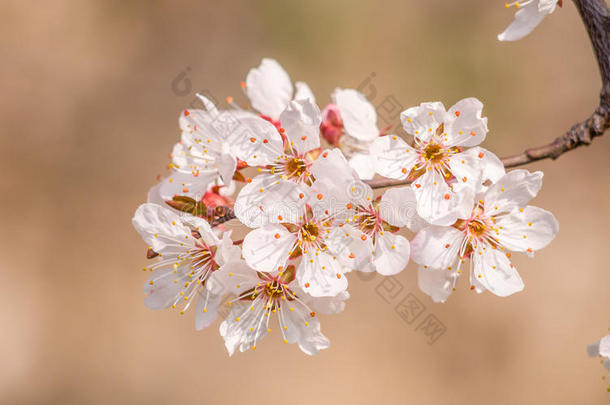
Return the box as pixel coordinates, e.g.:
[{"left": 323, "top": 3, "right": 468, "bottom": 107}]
[
  {"left": 194, "top": 287, "right": 223, "bottom": 330},
  {"left": 371, "top": 135, "right": 418, "bottom": 180},
  {"left": 411, "top": 225, "right": 464, "bottom": 269},
  {"left": 242, "top": 224, "right": 296, "bottom": 272},
  {"left": 226, "top": 114, "right": 284, "bottom": 166},
  {"left": 483, "top": 170, "right": 544, "bottom": 215},
  {"left": 132, "top": 203, "right": 193, "bottom": 254},
  {"left": 418, "top": 265, "right": 458, "bottom": 303},
  {"left": 412, "top": 170, "right": 473, "bottom": 226},
  {"left": 400, "top": 102, "right": 448, "bottom": 142},
  {"left": 498, "top": 0, "right": 550, "bottom": 42},
  {"left": 495, "top": 206, "right": 559, "bottom": 253},
  {"left": 471, "top": 246, "right": 524, "bottom": 297},
  {"left": 294, "top": 81, "right": 316, "bottom": 104},
  {"left": 332, "top": 88, "right": 379, "bottom": 141},
  {"left": 245, "top": 58, "right": 293, "bottom": 120},
  {"left": 279, "top": 303, "right": 330, "bottom": 355},
  {"left": 280, "top": 99, "right": 321, "bottom": 155},
  {"left": 379, "top": 186, "right": 426, "bottom": 232},
  {"left": 297, "top": 251, "right": 348, "bottom": 297},
  {"left": 446, "top": 98, "right": 488, "bottom": 147},
  {"left": 234, "top": 175, "right": 306, "bottom": 228},
  {"left": 373, "top": 232, "right": 410, "bottom": 276},
  {"left": 348, "top": 152, "right": 376, "bottom": 180}
]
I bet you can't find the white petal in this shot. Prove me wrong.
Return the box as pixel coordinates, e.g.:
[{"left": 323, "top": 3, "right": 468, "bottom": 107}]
[
  {"left": 418, "top": 265, "right": 457, "bottom": 303},
  {"left": 458, "top": 147, "right": 505, "bottom": 191},
  {"left": 280, "top": 99, "right": 321, "bottom": 155},
  {"left": 296, "top": 288, "right": 350, "bottom": 315},
  {"left": 294, "top": 81, "right": 316, "bottom": 104},
  {"left": 332, "top": 88, "right": 379, "bottom": 141},
  {"left": 498, "top": 0, "right": 549, "bottom": 42},
  {"left": 217, "top": 146, "right": 237, "bottom": 185},
  {"left": 599, "top": 335, "right": 610, "bottom": 358},
  {"left": 234, "top": 175, "right": 306, "bottom": 228},
  {"left": 371, "top": 135, "right": 418, "bottom": 180},
  {"left": 207, "top": 260, "right": 260, "bottom": 297},
  {"left": 279, "top": 303, "right": 330, "bottom": 355},
  {"left": 471, "top": 246, "right": 524, "bottom": 297},
  {"left": 220, "top": 300, "right": 269, "bottom": 355},
  {"left": 310, "top": 148, "right": 358, "bottom": 184},
  {"left": 412, "top": 170, "right": 473, "bottom": 226},
  {"left": 483, "top": 170, "right": 543, "bottom": 215},
  {"left": 445, "top": 98, "right": 488, "bottom": 147},
  {"left": 325, "top": 225, "right": 375, "bottom": 272},
  {"left": 495, "top": 206, "right": 559, "bottom": 253},
  {"left": 132, "top": 203, "right": 192, "bottom": 254},
  {"left": 373, "top": 232, "right": 410, "bottom": 276},
  {"left": 143, "top": 270, "right": 184, "bottom": 310},
  {"left": 194, "top": 287, "right": 223, "bottom": 330},
  {"left": 411, "top": 225, "right": 464, "bottom": 269},
  {"left": 158, "top": 170, "right": 217, "bottom": 201},
  {"left": 297, "top": 251, "right": 348, "bottom": 297},
  {"left": 245, "top": 58, "right": 293, "bottom": 119},
  {"left": 400, "top": 102, "right": 448, "bottom": 142},
  {"left": 226, "top": 114, "right": 284, "bottom": 166},
  {"left": 348, "top": 152, "right": 376, "bottom": 180},
  {"left": 242, "top": 224, "right": 296, "bottom": 272},
  {"left": 379, "top": 186, "right": 426, "bottom": 232}
]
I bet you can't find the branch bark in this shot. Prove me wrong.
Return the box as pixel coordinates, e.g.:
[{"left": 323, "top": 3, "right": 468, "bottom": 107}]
[{"left": 368, "top": 0, "right": 610, "bottom": 189}]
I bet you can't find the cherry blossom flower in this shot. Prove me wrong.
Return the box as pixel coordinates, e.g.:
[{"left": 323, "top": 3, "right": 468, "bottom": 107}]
[
  {"left": 320, "top": 88, "right": 384, "bottom": 180},
  {"left": 233, "top": 99, "right": 351, "bottom": 228},
  {"left": 313, "top": 172, "right": 418, "bottom": 276},
  {"left": 240, "top": 194, "right": 350, "bottom": 297},
  {"left": 132, "top": 203, "right": 243, "bottom": 330},
  {"left": 372, "top": 98, "right": 504, "bottom": 225},
  {"left": 208, "top": 263, "right": 348, "bottom": 355},
  {"left": 153, "top": 94, "right": 262, "bottom": 202},
  {"left": 244, "top": 58, "right": 316, "bottom": 125},
  {"left": 411, "top": 169, "right": 559, "bottom": 302},
  {"left": 498, "top": 0, "right": 560, "bottom": 42}
]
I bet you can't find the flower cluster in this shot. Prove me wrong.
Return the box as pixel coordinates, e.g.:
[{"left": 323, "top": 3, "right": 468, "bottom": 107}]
[{"left": 133, "top": 58, "right": 558, "bottom": 355}]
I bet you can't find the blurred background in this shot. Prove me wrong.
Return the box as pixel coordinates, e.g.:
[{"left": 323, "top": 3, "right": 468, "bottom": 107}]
[{"left": 1, "top": 0, "right": 609, "bottom": 403}]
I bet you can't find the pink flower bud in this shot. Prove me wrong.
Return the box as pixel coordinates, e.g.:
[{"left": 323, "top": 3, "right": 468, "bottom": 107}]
[{"left": 320, "top": 104, "right": 344, "bottom": 146}]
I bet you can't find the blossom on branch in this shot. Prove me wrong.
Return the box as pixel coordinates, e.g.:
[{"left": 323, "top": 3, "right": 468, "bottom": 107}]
[
  {"left": 411, "top": 169, "right": 559, "bottom": 302},
  {"left": 498, "top": 0, "right": 560, "bottom": 42}
]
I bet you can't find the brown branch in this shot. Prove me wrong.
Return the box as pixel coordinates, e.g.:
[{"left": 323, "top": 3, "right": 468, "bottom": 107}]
[{"left": 368, "top": 0, "right": 610, "bottom": 189}]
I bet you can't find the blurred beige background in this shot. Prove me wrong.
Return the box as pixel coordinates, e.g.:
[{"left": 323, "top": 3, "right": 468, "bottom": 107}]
[{"left": 1, "top": 0, "right": 609, "bottom": 403}]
